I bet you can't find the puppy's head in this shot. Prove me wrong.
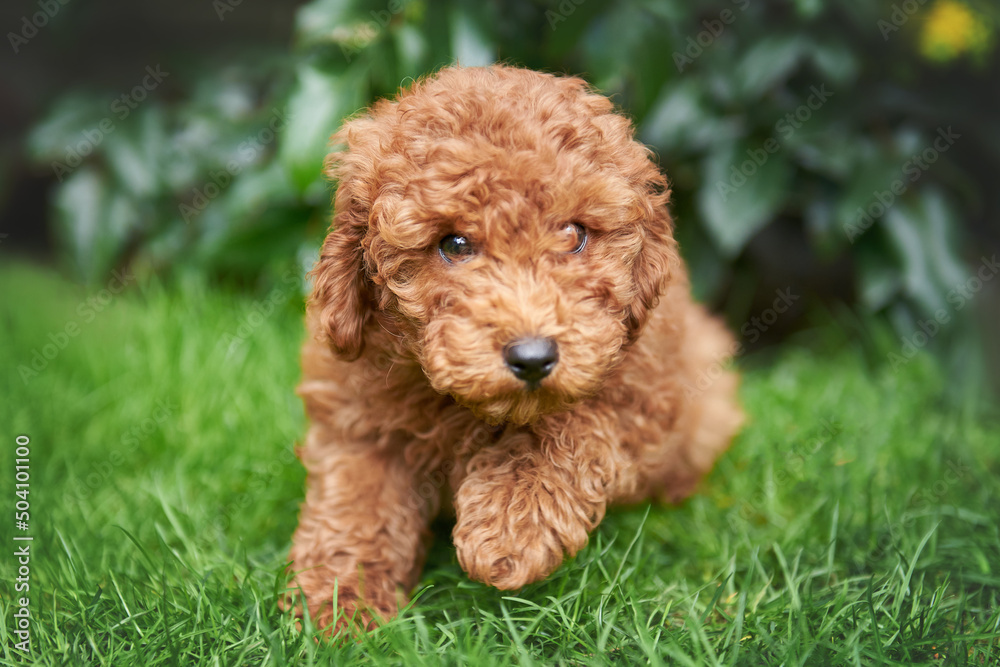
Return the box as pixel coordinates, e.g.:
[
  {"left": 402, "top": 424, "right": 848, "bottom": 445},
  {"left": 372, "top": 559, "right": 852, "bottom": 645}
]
[{"left": 310, "top": 66, "right": 679, "bottom": 425}]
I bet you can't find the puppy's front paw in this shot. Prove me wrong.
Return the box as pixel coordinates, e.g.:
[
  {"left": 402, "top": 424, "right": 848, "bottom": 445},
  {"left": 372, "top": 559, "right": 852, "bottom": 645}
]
[
  {"left": 453, "top": 476, "right": 597, "bottom": 589},
  {"left": 285, "top": 565, "right": 400, "bottom": 637}
]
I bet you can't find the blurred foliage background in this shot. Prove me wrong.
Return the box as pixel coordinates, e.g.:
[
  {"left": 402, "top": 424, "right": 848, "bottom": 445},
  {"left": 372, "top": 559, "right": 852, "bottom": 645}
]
[{"left": 4, "top": 0, "right": 999, "bottom": 391}]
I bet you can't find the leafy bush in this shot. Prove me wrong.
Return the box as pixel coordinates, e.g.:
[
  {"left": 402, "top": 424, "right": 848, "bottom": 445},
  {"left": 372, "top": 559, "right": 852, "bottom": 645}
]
[{"left": 27, "top": 0, "right": 1000, "bottom": 344}]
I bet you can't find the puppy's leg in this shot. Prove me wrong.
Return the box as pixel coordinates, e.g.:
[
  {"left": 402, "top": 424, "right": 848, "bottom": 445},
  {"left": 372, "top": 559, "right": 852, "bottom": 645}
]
[
  {"left": 287, "top": 427, "right": 433, "bottom": 634},
  {"left": 452, "top": 409, "right": 635, "bottom": 589},
  {"left": 658, "top": 303, "right": 743, "bottom": 503}
]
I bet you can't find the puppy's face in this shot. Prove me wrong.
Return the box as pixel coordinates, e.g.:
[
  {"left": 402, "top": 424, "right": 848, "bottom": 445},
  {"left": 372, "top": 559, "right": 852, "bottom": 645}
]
[{"left": 310, "top": 67, "right": 678, "bottom": 425}]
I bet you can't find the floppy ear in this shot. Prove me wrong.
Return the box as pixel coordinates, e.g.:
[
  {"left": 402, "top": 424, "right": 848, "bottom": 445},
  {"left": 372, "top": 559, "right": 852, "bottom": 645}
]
[
  {"left": 307, "top": 131, "right": 375, "bottom": 361},
  {"left": 626, "top": 178, "right": 681, "bottom": 343}
]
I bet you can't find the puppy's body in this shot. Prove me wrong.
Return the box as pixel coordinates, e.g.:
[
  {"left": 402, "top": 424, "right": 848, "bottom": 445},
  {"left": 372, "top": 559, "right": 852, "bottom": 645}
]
[{"left": 289, "top": 66, "right": 742, "bottom": 631}]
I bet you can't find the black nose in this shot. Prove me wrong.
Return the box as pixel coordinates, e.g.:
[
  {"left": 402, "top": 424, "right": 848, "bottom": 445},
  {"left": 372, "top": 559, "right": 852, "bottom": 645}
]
[{"left": 504, "top": 337, "right": 558, "bottom": 386}]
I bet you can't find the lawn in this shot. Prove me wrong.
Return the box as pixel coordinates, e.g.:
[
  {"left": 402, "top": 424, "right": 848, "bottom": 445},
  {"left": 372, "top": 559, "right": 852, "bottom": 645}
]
[{"left": 1, "top": 262, "right": 998, "bottom": 666}]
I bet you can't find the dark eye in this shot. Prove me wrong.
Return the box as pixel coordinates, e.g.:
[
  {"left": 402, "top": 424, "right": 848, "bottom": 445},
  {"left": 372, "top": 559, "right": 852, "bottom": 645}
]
[
  {"left": 562, "top": 222, "right": 588, "bottom": 254},
  {"left": 439, "top": 234, "right": 476, "bottom": 263}
]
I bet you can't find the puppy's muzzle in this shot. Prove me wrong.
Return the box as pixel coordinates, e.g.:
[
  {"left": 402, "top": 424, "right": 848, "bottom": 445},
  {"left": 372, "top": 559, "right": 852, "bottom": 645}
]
[{"left": 503, "top": 337, "right": 558, "bottom": 389}]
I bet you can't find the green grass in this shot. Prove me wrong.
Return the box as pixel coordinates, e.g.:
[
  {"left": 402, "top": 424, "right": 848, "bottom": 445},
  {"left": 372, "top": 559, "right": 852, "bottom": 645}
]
[{"left": 1, "top": 262, "right": 998, "bottom": 666}]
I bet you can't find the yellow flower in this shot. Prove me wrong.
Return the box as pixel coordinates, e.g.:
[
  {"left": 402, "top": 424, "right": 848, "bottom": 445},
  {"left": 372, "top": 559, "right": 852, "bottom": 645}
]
[{"left": 919, "top": 0, "right": 992, "bottom": 62}]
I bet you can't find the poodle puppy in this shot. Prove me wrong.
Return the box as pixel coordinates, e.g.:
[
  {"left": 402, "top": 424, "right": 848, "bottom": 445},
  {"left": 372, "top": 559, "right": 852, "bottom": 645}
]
[{"left": 287, "top": 65, "right": 742, "bottom": 633}]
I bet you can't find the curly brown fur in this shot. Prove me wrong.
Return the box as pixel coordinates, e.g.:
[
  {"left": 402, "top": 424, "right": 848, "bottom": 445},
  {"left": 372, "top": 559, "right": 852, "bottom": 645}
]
[{"left": 286, "top": 65, "right": 743, "bottom": 635}]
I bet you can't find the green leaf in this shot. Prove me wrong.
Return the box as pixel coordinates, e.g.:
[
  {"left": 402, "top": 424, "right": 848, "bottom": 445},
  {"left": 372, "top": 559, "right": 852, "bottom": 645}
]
[
  {"left": 640, "top": 79, "right": 740, "bottom": 154},
  {"left": 26, "top": 95, "right": 108, "bottom": 161},
  {"left": 882, "top": 188, "right": 967, "bottom": 316},
  {"left": 54, "top": 168, "right": 105, "bottom": 279},
  {"left": 294, "top": 0, "right": 357, "bottom": 47},
  {"left": 856, "top": 249, "right": 902, "bottom": 312},
  {"left": 545, "top": 0, "right": 618, "bottom": 59},
  {"left": 394, "top": 23, "right": 429, "bottom": 70},
  {"left": 633, "top": 0, "right": 687, "bottom": 23},
  {"left": 104, "top": 115, "right": 161, "bottom": 199},
  {"left": 697, "top": 140, "right": 792, "bottom": 256},
  {"left": 581, "top": 5, "right": 645, "bottom": 92},
  {"left": 54, "top": 168, "right": 137, "bottom": 282},
  {"left": 808, "top": 40, "right": 860, "bottom": 85},
  {"left": 919, "top": 191, "right": 968, "bottom": 288},
  {"left": 835, "top": 144, "right": 900, "bottom": 241},
  {"left": 279, "top": 64, "right": 366, "bottom": 194},
  {"left": 803, "top": 194, "right": 842, "bottom": 255},
  {"left": 735, "top": 35, "right": 805, "bottom": 100},
  {"left": 794, "top": 0, "right": 823, "bottom": 18},
  {"left": 202, "top": 160, "right": 297, "bottom": 249},
  {"left": 451, "top": 4, "right": 495, "bottom": 67}
]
